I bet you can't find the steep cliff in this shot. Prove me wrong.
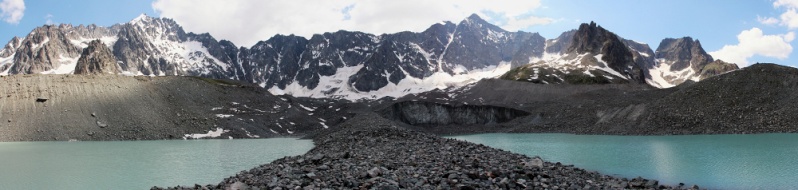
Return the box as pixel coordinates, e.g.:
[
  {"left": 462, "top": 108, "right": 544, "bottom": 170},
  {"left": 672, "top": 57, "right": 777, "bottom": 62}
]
[{"left": 74, "top": 40, "right": 120, "bottom": 75}]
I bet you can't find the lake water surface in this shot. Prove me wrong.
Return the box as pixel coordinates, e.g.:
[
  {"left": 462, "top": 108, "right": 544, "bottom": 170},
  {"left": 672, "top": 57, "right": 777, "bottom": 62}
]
[
  {"left": 0, "top": 138, "right": 313, "bottom": 190},
  {"left": 450, "top": 133, "right": 798, "bottom": 189}
]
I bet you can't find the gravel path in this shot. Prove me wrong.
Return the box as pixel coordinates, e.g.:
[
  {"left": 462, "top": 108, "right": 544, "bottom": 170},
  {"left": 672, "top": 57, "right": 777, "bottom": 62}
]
[{"left": 154, "top": 113, "right": 700, "bottom": 190}]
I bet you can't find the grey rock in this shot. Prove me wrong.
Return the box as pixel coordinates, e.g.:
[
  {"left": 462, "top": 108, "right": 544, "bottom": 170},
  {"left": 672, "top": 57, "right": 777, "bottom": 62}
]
[
  {"left": 74, "top": 39, "right": 120, "bottom": 75},
  {"left": 525, "top": 157, "right": 544, "bottom": 168},
  {"left": 367, "top": 167, "right": 382, "bottom": 178},
  {"left": 96, "top": 121, "right": 107, "bottom": 128},
  {"left": 229, "top": 181, "right": 249, "bottom": 190}
]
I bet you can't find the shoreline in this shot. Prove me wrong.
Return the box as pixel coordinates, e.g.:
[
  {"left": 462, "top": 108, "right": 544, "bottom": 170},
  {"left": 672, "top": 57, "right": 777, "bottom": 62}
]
[{"left": 154, "top": 113, "right": 702, "bottom": 190}]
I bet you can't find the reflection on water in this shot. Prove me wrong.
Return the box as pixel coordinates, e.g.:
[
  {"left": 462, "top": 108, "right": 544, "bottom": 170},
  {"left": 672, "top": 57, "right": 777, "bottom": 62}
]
[{"left": 450, "top": 133, "right": 798, "bottom": 189}]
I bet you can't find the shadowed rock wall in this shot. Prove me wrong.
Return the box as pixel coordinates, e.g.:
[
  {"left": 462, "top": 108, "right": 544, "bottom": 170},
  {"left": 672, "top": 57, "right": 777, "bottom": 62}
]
[{"left": 381, "top": 101, "right": 529, "bottom": 126}]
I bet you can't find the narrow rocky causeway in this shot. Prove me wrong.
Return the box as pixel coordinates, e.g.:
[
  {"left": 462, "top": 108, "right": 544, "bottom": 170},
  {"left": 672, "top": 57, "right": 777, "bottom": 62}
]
[{"left": 154, "top": 114, "right": 700, "bottom": 190}]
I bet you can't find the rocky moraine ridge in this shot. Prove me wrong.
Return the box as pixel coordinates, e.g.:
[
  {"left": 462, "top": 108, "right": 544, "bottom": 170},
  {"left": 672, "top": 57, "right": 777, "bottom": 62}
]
[
  {"left": 393, "top": 63, "right": 798, "bottom": 136},
  {"left": 155, "top": 114, "right": 700, "bottom": 190}
]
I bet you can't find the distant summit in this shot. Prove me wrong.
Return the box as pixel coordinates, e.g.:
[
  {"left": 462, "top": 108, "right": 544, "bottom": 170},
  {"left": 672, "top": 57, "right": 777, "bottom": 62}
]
[{"left": 74, "top": 40, "right": 120, "bottom": 75}]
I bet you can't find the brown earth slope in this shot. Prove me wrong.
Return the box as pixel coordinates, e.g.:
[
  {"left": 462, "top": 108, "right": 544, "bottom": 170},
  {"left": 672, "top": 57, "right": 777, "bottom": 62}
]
[{"left": 0, "top": 74, "right": 352, "bottom": 141}]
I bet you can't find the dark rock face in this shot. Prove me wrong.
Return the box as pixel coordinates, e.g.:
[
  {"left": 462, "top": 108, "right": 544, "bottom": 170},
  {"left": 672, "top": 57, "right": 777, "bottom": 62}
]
[
  {"left": 623, "top": 39, "right": 656, "bottom": 69},
  {"left": 74, "top": 40, "right": 119, "bottom": 74},
  {"left": 568, "top": 22, "right": 644, "bottom": 83},
  {"left": 244, "top": 34, "right": 310, "bottom": 89},
  {"left": 381, "top": 101, "right": 529, "bottom": 125},
  {"left": 653, "top": 37, "right": 739, "bottom": 82},
  {"left": 655, "top": 37, "right": 713, "bottom": 72},
  {"left": 698, "top": 59, "right": 739, "bottom": 79},
  {"left": 10, "top": 25, "right": 83, "bottom": 74}
]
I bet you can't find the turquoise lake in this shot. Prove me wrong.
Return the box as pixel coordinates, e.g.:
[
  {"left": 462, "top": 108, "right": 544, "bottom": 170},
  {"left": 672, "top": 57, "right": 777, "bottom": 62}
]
[
  {"left": 450, "top": 133, "right": 798, "bottom": 189},
  {"left": 0, "top": 138, "right": 313, "bottom": 190}
]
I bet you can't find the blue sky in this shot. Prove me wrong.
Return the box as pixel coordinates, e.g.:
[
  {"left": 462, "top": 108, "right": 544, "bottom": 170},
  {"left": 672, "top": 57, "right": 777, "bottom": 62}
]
[{"left": 1, "top": 0, "right": 795, "bottom": 67}]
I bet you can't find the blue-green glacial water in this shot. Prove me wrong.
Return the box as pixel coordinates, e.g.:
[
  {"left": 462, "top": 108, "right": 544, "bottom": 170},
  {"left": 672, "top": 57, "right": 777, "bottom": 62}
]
[
  {"left": 0, "top": 138, "right": 313, "bottom": 190},
  {"left": 450, "top": 133, "right": 798, "bottom": 189}
]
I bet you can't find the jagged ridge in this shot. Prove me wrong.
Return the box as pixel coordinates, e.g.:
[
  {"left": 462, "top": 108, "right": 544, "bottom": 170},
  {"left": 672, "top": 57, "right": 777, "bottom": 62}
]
[{"left": 0, "top": 14, "right": 739, "bottom": 100}]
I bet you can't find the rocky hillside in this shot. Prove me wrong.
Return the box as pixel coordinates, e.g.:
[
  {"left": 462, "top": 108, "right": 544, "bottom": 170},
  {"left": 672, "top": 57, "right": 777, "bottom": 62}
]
[
  {"left": 0, "top": 75, "right": 356, "bottom": 141},
  {"left": 74, "top": 40, "right": 119, "bottom": 74},
  {"left": 389, "top": 63, "right": 798, "bottom": 135},
  {"left": 642, "top": 63, "right": 798, "bottom": 134}
]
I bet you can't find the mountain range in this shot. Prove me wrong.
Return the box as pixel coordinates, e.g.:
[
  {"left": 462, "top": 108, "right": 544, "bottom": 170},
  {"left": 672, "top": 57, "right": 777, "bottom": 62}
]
[{"left": 0, "top": 13, "right": 738, "bottom": 99}]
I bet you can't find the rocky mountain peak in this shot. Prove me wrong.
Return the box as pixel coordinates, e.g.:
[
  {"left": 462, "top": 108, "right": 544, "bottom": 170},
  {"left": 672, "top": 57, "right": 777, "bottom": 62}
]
[
  {"left": 545, "top": 30, "right": 575, "bottom": 54},
  {"left": 568, "top": 21, "right": 620, "bottom": 54},
  {"left": 655, "top": 37, "right": 712, "bottom": 72},
  {"left": 698, "top": 59, "right": 739, "bottom": 79},
  {"left": 74, "top": 39, "right": 120, "bottom": 75},
  {"left": 570, "top": 21, "right": 642, "bottom": 83},
  {"left": 0, "top": 36, "right": 21, "bottom": 57},
  {"left": 460, "top": 13, "right": 507, "bottom": 33},
  {"left": 9, "top": 25, "right": 82, "bottom": 74},
  {"left": 648, "top": 36, "right": 739, "bottom": 88},
  {"left": 130, "top": 13, "right": 153, "bottom": 24},
  {"left": 464, "top": 14, "right": 488, "bottom": 25}
]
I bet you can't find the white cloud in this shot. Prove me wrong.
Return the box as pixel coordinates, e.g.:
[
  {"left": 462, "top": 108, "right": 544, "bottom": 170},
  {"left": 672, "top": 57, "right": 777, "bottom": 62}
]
[
  {"left": 774, "top": 0, "right": 798, "bottom": 9},
  {"left": 769, "top": 0, "right": 798, "bottom": 29},
  {"left": 44, "top": 14, "right": 53, "bottom": 25},
  {"left": 709, "top": 28, "right": 794, "bottom": 67},
  {"left": 151, "top": 0, "right": 551, "bottom": 47},
  {"left": 0, "top": 0, "right": 24, "bottom": 24},
  {"left": 758, "top": 15, "right": 779, "bottom": 25},
  {"left": 779, "top": 8, "right": 798, "bottom": 29}
]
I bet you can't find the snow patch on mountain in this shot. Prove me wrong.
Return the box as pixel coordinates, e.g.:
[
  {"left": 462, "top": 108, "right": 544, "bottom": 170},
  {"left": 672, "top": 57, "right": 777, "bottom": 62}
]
[
  {"left": 0, "top": 55, "right": 13, "bottom": 75},
  {"left": 69, "top": 36, "right": 118, "bottom": 49},
  {"left": 271, "top": 62, "right": 512, "bottom": 100},
  {"left": 40, "top": 55, "right": 79, "bottom": 74},
  {"left": 530, "top": 53, "right": 601, "bottom": 75},
  {"left": 593, "top": 54, "right": 628, "bottom": 79},
  {"left": 180, "top": 40, "right": 229, "bottom": 74},
  {"left": 648, "top": 59, "right": 700, "bottom": 88}
]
